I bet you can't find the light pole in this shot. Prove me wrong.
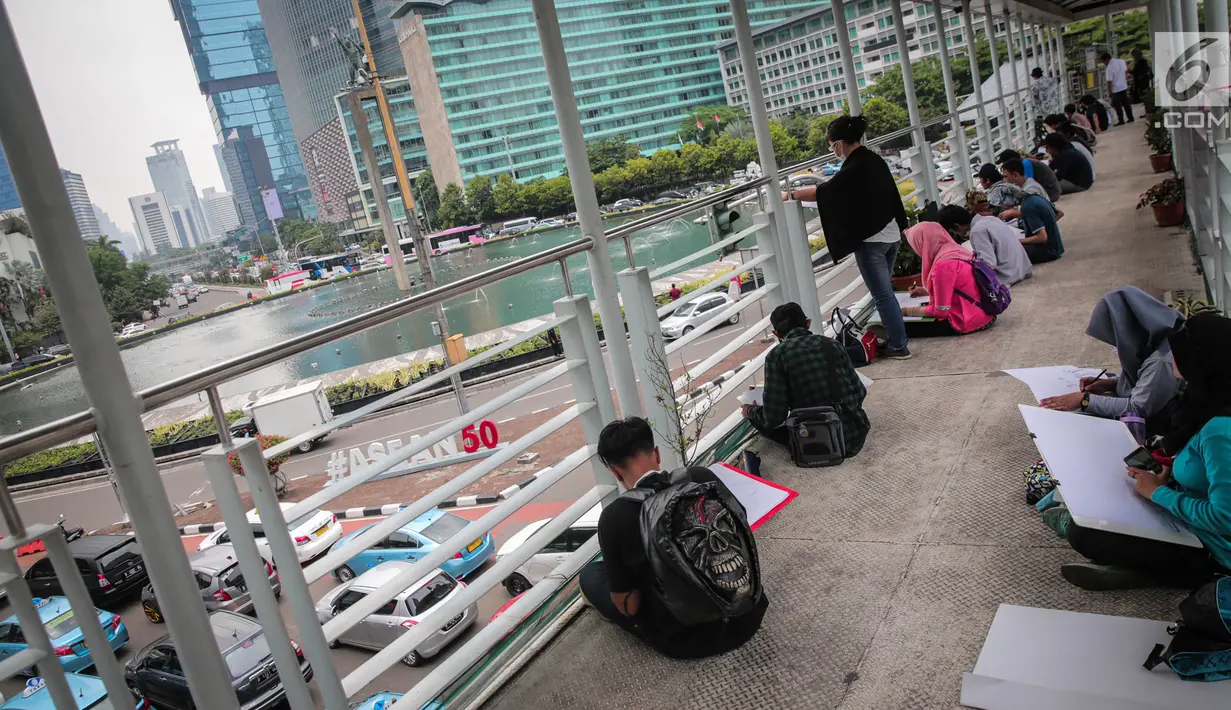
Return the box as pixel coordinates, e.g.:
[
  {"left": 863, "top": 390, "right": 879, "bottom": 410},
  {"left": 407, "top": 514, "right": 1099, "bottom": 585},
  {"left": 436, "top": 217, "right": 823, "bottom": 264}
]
[
  {"left": 431, "top": 319, "right": 469, "bottom": 413},
  {"left": 501, "top": 136, "right": 518, "bottom": 180}
]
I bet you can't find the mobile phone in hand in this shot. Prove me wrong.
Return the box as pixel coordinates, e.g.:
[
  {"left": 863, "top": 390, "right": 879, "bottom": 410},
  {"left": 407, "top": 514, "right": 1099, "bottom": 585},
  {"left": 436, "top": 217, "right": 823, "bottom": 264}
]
[{"left": 1123, "top": 445, "right": 1162, "bottom": 474}]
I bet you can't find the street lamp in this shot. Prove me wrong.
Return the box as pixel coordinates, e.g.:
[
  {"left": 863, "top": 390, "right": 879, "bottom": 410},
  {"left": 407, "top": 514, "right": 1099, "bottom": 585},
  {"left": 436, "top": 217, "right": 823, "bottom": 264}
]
[{"left": 500, "top": 135, "right": 518, "bottom": 180}]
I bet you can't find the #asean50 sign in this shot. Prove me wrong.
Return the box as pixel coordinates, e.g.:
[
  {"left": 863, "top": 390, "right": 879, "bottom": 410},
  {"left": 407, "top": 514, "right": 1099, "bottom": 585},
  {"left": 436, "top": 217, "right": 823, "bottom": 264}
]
[{"left": 325, "top": 419, "right": 504, "bottom": 486}]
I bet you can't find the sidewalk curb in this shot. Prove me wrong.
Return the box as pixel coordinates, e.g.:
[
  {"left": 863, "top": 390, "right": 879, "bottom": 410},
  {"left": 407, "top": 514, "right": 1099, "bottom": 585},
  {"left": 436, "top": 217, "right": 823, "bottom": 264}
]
[{"left": 176, "top": 466, "right": 553, "bottom": 536}]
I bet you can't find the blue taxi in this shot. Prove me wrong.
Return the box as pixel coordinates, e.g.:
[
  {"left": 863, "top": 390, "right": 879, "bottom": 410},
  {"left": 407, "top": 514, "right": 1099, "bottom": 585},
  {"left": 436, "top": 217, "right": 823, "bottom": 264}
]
[
  {"left": 0, "top": 597, "right": 129, "bottom": 674},
  {"left": 350, "top": 692, "right": 440, "bottom": 710},
  {"left": 329, "top": 509, "right": 494, "bottom": 582},
  {"left": 0, "top": 674, "right": 149, "bottom": 709}
]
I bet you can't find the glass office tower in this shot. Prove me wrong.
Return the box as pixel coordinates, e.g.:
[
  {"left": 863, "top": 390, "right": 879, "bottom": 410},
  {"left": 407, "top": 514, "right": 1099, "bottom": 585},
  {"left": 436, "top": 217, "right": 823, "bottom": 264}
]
[
  {"left": 0, "top": 144, "right": 19, "bottom": 212},
  {"left": 170, "top": 0, "right": 316, "bottom": 223}
]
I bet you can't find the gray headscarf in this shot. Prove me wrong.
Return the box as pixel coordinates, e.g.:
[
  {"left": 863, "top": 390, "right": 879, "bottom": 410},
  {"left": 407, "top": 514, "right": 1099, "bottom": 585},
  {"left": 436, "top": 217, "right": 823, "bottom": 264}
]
[{"left": 1086, "top": 286, "right": 1184, "bottom": 386}]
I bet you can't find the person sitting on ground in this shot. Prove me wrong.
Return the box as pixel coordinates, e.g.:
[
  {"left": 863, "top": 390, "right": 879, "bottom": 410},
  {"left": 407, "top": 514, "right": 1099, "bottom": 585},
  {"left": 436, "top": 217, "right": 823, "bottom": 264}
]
[
  {"left": 581, "top": 417, "right": 769, "bottom": 656},
  {"left": 937, "top": 205, "right": 1032, "bottom": 286},
  {"left": 1002, "top": 159, "right": 1065, "bottom": 263},
  {"left": 1080, "top": 93, "right": 1111, "bottom": 132},
  {"left": 998, "top": 160, "right": 1062, "bottom": 222},
  {"left": 1046, "top": 114, "right": 1096, "bottom": 153},
  {"left": 997, "top": 149, "right": 1061, "bottom": 202},
  {"left": 899, "top": 222, "right": 997, "bottom": 337},
  {"left": 1040, "top": 287, "right": 1183, "bottom": 435},
  {"left": 1045, "top": 312, "right": 1231, "bottom": 591},
  {"left": 1055, "top": 122, "right": 1097, "bottom": 179},
  {"left": 668, "top": 283, "right": 681, "bottom": 301},
  {"left": 1043, "top": 133, "right": 1094, "bottom": 194},
  {"left": 1064, "top": 102, "right": 1098, "bottom": 138},
  {"left": 978, "top": 163, "right": 1024, "bottom": 214},
  {"left": 741, "top": 302, "right": 870, "bottom": 454}
]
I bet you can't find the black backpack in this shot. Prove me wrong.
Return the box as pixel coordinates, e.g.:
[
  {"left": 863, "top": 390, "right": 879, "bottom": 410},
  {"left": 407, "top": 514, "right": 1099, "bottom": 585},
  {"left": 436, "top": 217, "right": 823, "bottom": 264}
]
[
  {"left": 1143, "top": 576, "right": 1231, "bottom": 681},
  {"left": 620, "top": 467, "right": 763, "bottom": 626}
]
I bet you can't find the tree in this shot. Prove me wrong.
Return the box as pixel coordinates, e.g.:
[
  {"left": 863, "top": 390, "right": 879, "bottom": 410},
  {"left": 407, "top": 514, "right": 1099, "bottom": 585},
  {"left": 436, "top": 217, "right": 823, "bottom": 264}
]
[
  {"left": 492, "top": 173, "right": 524, "bottom": 219},
  {"left": 585, "top": 135, "right": 641, "bottom": 174},
  {"left": 437, "top": 183, "right": 472, "bottom": 228},
  {"left": 32, "top": 300, "right": 61, "bottom": 335},
  {"left": 775, "top": 111, "right": 814, "bottom": 146},
  {"left": 807, "top": 114, "right": 840, "bottom": 154},
  {"left": 4, "top": 261, "right": 44, "bottom": 318},
  {"left": 11, "top": 329, "right": 45, "bottom": 353},
  {"left": 414, "top": 169, "right": 441, "bottom": 227},
  {"left": 861, "top": 97, "right": 911, "bottom": 146},
  {"left": 89, "top": 235, "right": 122, "bottom": 252},
  {"left": 768, "top": 122, "right": 802, "bottom": 164},
  {"left": 647, "top": 150, "right": 684, "bottom": 192},
  {"left": 465, "top": 175, "right": 495, "bottom": 223},
  {"left": 258, "top": 264, "right": 275, "bottom": 281},
  {"left": 679, "top": 105, "right": 749, "bottom": 144},
  {"left": 104, "top": 286, "right": 142, "bottom": 324}
]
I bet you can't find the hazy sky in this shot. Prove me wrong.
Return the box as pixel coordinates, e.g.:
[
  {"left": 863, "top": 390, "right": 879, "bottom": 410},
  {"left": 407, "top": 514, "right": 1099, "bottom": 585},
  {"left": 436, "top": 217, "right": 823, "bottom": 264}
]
[{"left": 8, "top": 0, "right": 225, "bottom": 233}]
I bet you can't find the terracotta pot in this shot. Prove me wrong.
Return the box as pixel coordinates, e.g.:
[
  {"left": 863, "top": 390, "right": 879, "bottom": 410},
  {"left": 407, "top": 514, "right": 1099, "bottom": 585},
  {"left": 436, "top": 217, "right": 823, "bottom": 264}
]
[
  {"left": 891, "top": 273, "right": 920, "bottom": 291},
  {"left": 1149, "top": 152, "right": 1173, "bottom": 173},
  {"left": 1151, "top": 200, "right": 1185, "bottom": 228}
]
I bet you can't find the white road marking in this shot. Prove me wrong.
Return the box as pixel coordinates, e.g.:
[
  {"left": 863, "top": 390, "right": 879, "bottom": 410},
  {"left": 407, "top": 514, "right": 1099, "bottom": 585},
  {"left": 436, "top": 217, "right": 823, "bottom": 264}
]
[
  {"left": 497, "top": 417, "right": 517, "bottom": 424},
  {"left": 531, "top": 408, "right": 548, "bottom": 414},
  {"left": 521, "top": 384, "right": 572, "bottom": 399},
  {"left": 563, "top": 399, "right": 575, "bottom": 405},
  {"left": 686, "top": 359, "right": 701, "bottom": 366}
]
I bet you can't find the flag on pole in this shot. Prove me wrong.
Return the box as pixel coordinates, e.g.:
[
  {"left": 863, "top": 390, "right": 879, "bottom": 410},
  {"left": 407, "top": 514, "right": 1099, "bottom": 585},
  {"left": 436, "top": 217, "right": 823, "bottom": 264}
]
[
  {"left": 696, "top": 118, "right": 704, "bottom": 130},
  {"left": 714, "top": 113, "right": 722, "bottom": 123}
]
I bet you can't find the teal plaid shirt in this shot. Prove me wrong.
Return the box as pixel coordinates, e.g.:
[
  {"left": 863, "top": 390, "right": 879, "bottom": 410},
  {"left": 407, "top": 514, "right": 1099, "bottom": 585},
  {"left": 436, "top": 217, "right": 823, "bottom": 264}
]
[{"left": 748, "top": 327, "right": 871, "bottom": 456}]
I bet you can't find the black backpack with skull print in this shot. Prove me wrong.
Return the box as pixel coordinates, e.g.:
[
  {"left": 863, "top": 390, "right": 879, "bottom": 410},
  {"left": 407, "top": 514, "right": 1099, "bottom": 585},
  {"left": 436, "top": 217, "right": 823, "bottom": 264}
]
[{"left": 620, "top": 466, "right": 763, "bottom": 626}]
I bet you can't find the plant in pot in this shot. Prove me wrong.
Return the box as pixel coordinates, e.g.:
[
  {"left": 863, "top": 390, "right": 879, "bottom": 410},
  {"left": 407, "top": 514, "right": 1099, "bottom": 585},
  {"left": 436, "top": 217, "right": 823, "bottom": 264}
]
[
  {"left": 1144, "top": 111, "right": 1173, "bottom": 173},
  {"left": 891, "top": 234, "right": 922, "bottom": 291},
  {"left": 1137, "top": 176, "right": 1186, "bottom": 227}
]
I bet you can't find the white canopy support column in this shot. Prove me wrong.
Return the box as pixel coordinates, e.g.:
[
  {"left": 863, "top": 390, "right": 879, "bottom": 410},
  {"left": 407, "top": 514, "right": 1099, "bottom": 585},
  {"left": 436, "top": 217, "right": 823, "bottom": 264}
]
[
  {"left": 1105, "top": 12, "right": 1117, "bottom": 56},
  {"left": 961, "top": 0, "right": 994, "bottom": 164},
  {"left": 1054, "top": 23, "right": 1070, "bottom": 106},
  {"left": 983, "top": 0, "right": 1011, "bottom": 153},
  {"left": 1016, "top": 13, "right": 1036, "bottom": 139},
  {"left": 1003, "top": 8, "right": 1026, "bottom": 148},
  {"left": 890, "top": 0, "right": 939, "bottom": 205},
  {"left": 932, "top": 0, "right": 971, "bottom": 192},
  {"left": 528, "top": 0, "right": 641, "bottom": 418},
  {"left": 1040, "top": 24, "right": 1054, "bottom": 91},
  {"left": 831, "top": 0, "right": 863, "bottom": 116}
]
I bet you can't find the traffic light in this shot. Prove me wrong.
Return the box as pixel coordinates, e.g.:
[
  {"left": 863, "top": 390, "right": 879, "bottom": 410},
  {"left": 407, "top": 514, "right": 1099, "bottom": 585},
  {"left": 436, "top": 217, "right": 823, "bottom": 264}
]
[{"left": 710, "top": 203, "right": 741, "bottom": 237}]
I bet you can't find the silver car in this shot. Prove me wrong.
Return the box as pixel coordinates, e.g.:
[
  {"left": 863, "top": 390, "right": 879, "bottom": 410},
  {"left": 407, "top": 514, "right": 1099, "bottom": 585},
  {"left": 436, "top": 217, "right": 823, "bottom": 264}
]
[
  {"left": 140, "top": 543, "right": 281, "bottom": 623},
  {"left": 315, "top": 561, "right": 476, "bottom": 666},
  {"left": 660, "top": 292, "right": 740, "bottom": 340}
]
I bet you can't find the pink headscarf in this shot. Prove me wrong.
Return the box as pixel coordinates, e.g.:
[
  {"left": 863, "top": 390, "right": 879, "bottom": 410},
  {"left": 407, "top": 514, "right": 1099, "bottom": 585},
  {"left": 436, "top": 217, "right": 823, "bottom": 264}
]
[{"left": 904, "top": 221, "right": 972, "bottom": 288}]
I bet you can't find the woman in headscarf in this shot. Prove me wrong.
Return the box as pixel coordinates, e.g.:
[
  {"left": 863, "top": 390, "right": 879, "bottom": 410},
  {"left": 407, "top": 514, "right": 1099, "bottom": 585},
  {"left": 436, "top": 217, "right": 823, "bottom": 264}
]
[
  {"left": 1040, "top": 287, "right": 1183, "bottom": 434},
  {"left": 785, "top": 115, "right": 912, "bottom": 359},
  {"left": 1047, "top": 312, "right": 1231, "bottom": 590},
  {"left": 897, "top": 222, "right": 996, "bottom": 336}
]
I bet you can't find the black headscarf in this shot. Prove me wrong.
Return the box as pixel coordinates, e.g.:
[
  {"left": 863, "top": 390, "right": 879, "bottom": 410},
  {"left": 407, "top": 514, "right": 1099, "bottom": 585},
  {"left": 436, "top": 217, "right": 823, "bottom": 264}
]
[
  {"left": 1161, "top": 312, "right": 1231, "bottom": 454},
  {"left": 814, "top": 117, "right": 908, "bottom": 263}
]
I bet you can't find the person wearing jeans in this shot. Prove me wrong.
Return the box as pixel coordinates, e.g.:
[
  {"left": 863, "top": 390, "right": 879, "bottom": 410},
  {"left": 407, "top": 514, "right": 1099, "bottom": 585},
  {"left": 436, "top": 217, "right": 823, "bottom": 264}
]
[
  {"left": 786, "top": 114, "right": 912, "bottom": 359},
  {"left": 1103, "top": 53, "right": 1134, "bottom": 125}
]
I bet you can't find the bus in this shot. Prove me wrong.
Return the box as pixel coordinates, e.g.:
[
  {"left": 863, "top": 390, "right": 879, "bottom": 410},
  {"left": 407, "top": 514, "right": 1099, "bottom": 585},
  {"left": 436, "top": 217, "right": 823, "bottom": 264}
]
[
  {"left": 381, "top": 225, "right": 487, "bottom": 264},
  {"left": 297, "top": 252, "right": 360, "bottom": 279}
]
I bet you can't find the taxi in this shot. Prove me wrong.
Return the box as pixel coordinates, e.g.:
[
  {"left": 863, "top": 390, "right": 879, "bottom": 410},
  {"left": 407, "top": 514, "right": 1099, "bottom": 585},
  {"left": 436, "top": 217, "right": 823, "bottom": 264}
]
[
  {"left": 0, "top": 597, "right": 128, "bottom": 674},
  {"left": 0, "top": 674, "right": 148, "bottom": 709}
]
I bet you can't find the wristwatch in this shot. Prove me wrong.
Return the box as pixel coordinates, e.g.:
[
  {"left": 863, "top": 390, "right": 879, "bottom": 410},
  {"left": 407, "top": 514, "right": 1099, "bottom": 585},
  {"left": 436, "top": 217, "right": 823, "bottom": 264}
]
[{"left": 1080, "top": 393, "right": 1091, "bottom": 411}]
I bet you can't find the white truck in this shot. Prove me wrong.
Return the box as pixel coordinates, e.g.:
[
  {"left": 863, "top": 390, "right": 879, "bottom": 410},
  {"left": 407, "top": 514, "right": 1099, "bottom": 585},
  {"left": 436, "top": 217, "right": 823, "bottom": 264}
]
[
  {"left": 247, "top": 381, "right": 333, "bottom": 453},
  {"left": 175, "top": 294, "right": 189, "bottom": 309}
]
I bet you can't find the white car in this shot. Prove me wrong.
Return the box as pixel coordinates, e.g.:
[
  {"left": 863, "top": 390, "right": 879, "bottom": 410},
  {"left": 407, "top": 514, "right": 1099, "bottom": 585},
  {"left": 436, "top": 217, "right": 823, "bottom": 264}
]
[
  {"left": 315, "top": 561, "right": 477, "bottom": 666},
  {"left": 612, "top": 198, "right": 643, "bottom": 210},
  {"left": 199, "top": 285, "right": 209, "bottom": 293},
  {"left": 660, "top": 292, "right": 740, "bottom": 340},
  {"left": 198, "top": 503, "right": 342, "bottom": 563},
  {"left": 117, "top": 322, "right": 148, "bottom": 338},
  {"left": 496, "top": 504, "right": 599, "bottom": 595},
  {"left": 536, "top": 218, "right": 563, "bottom": 228}
]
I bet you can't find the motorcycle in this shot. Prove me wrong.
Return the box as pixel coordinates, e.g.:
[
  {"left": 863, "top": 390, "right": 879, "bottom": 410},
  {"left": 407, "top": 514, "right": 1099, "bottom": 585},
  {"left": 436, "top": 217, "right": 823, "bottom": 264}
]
[{"left": 56, "top": 514, "right": 84, "bottom": 543}]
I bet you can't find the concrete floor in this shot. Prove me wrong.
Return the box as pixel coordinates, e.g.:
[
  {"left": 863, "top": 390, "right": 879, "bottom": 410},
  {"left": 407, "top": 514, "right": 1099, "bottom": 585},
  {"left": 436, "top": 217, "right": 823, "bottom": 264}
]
[{"left": 480, "top": 125, "right": 1208, "bottom": 709}]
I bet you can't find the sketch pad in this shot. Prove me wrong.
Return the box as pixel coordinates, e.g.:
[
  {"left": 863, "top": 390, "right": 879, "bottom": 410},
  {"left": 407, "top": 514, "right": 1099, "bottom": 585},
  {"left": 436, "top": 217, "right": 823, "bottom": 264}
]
[
  {"left": 1002, "top": 365, "right": 1106, "bottom": 402},
  {"left": 961, "top": 605, "right": 1228, "bottom": 710},
  {"left": 1018, "top": 406, "right": 1200, "bottom": 547},
  {"left": 708, "top": 462, "right": 797, "bottom": 530}
]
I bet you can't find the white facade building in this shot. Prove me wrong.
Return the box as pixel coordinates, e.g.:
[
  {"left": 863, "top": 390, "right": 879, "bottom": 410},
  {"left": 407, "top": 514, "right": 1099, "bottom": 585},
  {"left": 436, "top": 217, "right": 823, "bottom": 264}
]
[
  {"left": 128, "top": 192, "right": 182, "bottom": 255},
  {"left": 146, "top": 140, "right": 208, "bottom": 248},
  {"left": 201, "top": 187, "right": 241, "bottom": 240},
  {"left": 60, "top": 169, "right": 101, "bottom": 240}
]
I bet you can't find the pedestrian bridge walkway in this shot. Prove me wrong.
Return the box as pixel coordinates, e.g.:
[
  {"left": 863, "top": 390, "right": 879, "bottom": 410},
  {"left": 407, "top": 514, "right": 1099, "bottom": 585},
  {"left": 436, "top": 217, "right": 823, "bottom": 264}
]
[{"left": 481, "top": 125, "right": 1206, "bottom": 708}]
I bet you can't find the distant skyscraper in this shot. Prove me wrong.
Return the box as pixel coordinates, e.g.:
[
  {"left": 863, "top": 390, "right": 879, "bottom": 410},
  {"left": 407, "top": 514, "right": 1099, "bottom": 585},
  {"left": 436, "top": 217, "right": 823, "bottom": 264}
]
[
  {"left": 59, "top": 169, "right": 101, "bottom": 240},
  {"left": 0, "top": 144, "right": 19, "bottom": 211},
  {"left": 146, "top": 140, "right": 208, "bottom": 248},
  {"left": 213, "top": 145, "right": 234, "bottom": 194},
  {"left": 129, "top": 192, "right": 182, "bottom": 254},
  {"left": 201, "top": 187, "right": 241, "bottom": 239},
  {"left": 92, "top": 204, "right": 141, "bottom": 256},
  {"left": 169, "top": 0, "right": 316, "bottom": 222},
  {"left": 219, "top": 126, "right": 275, "bottom": 229}
]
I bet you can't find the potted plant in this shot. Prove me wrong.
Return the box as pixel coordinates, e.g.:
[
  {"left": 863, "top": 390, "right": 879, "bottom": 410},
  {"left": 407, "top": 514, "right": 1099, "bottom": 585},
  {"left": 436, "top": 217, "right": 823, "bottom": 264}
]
[
  {"left": 1137, "top": 176, "right": 1185, "bottom": 227},
  {"left": 1144, "top": 111, "right": 1172, "bottom": 172},
  {"left": 891, "top": 234, "right": 922, "bottom": 290}
]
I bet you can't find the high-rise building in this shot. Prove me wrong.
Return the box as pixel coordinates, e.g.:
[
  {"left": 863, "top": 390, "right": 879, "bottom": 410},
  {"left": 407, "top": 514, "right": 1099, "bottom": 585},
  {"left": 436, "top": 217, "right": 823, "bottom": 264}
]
[
  {"left": 146, "top": 140, "right": 208, "bottom": 248},
  {"left": 0, "top": 144, "right": 19, "bottom": 212},
  {"left": 218, "top": 126, "right": 276, "bottom": 229},
  {"left": 169, "top": 0, "right": 316, "bottom": 223},
  {"left": 92, "top": 204, "right": 142, "bottom": 257},
  {"left": 59, "top": 169, "right": 102, "bottom": 240},
  {"left": 201, "top": 187, "right": 242, "bottom": 239},
  {"left": 301, "top": 117, "right": 358, "bottom": 224},
  {"left": 129, "top": 192, "right": 182, "bottom": 254}
]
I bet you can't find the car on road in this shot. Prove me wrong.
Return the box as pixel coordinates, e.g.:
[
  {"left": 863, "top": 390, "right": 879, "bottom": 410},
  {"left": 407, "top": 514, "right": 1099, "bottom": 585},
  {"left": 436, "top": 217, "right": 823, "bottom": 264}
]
[
  {"left": 349, "top": 692, "right": 442, "bottom": 710},
  {"left": 117, "top": 323, "right": 147, "bottom": 338},
  {"left": 660, "top": 292, "right": 740, "bottom": 340},
  {"left": 198, "top": 503, "right": 342, "bottom": 564},
  {"left": 788, "top": 173, "right": 826, "bottom": 190},
  {"left": 328, "top": 509, "right": 494, "bottom": 582},
  {"left": 125, "top": 610, "right": 311, "bottom": 710},
  {"left": 315, "top": 562, "right": 477, "bottom": 667},
  {"left": 1, "top": 674, "right": 150, "bottom": 709},
  {"left": 496, "top": 504, "right": 599, "bottom": 596},
  {"left": 0, "top": 596, "right": 129, "bottom": 674},
  {"left": 536, "top": 218, "right": 563, "bottom": 228},
  {"left": 611, "top": 198, "right": 643, "bottom": 210},
  {"left": 44, "top": 344, "right": 71, "bottom": 357},
  {"left": 820, "top": 162, "right": 843, "bottom": 176},
  {"left": 198, "top": 286, "right": 209, "bottom": 293},
  {"left": 24, "top": 535, "right": 148, "bottom": 607},
  {"left": 140, "top": 544, "right": 281, "bottom": 624},
  {"left": 9, "top": 354, "right": 57, "bottom": 372}
]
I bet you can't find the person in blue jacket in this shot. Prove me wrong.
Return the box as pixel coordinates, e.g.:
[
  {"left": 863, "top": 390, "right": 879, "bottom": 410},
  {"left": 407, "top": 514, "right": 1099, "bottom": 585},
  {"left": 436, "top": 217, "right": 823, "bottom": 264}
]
[{"left": 1048, "top": 312, "right": 1231, "bottom": 590}]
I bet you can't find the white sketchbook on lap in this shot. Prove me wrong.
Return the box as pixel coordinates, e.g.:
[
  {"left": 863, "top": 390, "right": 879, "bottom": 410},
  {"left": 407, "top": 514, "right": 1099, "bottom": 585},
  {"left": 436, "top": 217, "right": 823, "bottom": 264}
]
[{"left": 1018, "top": 405, "right": 1201, "bottom": 547}]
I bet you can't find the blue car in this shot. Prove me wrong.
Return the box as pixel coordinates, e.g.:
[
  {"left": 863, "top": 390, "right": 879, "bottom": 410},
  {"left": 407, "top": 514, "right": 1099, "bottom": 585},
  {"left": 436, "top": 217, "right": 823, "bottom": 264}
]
[
  {"left": 1, "top": 674, "right": 149, "bottom": 709},
  {"left": 820, "top": 161, "right": 843, "bottom": 176},
  {"left": 330, "top": 509, "right": 494, "bottom": 582},
  {"left": 0, "top": 597, "right": 128, "bottom": 674},
  {"left": 350, "top": 692, "right": 439, "bottom": 710}
]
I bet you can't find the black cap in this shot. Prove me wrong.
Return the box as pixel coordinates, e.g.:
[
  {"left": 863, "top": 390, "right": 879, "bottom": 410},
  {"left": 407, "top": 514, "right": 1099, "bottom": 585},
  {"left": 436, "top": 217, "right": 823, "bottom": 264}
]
[{"left": 1031, "top": 67, "right": 1044, "bottom": 78}]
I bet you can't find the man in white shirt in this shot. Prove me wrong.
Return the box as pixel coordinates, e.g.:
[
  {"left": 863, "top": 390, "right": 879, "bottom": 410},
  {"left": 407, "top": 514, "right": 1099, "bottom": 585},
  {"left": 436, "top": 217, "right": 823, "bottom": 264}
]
[{"left": 1103, "top": 53, "right": 1133, "bottom": 126}]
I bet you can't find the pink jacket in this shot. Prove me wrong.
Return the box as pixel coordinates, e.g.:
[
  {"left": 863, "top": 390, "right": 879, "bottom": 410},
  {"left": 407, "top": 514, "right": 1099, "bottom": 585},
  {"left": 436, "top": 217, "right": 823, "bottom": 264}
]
[{"left": 923, "top": 260, "right": 995, "bottom": 333}]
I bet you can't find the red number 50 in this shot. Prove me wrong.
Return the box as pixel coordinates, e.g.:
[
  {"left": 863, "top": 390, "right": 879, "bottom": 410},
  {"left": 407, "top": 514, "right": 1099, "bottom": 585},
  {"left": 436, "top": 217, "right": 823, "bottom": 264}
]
[{"left": 461, "top": 420, "right": 500, "bottom": 453}]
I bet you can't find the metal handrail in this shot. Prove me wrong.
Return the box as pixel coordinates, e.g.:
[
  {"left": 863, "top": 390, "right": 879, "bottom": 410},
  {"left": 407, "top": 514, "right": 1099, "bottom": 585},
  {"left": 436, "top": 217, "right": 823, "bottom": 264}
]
[{"left": 0, "top": 236, "right": 593, "bottom": 463}]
